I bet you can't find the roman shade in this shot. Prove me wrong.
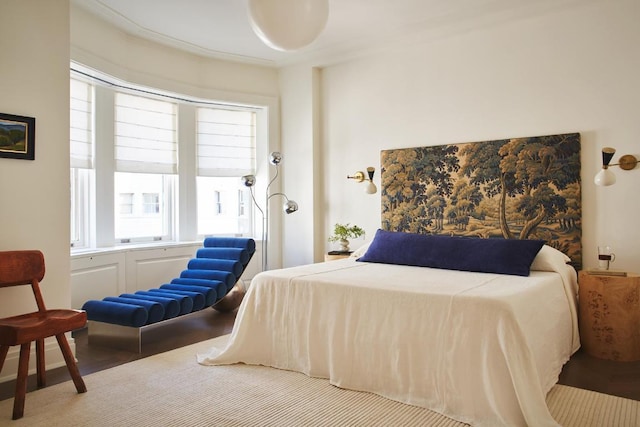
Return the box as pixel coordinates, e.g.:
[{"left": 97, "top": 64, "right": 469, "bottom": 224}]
[
  {"left": 197, "top": 107, "right": 256, "bottom": 177},
  {"left": 115, "top": 93, "right": 178, "bottom": 174},
  {"left": 70, "top": 78, "right": 93, "bottom": 169}
]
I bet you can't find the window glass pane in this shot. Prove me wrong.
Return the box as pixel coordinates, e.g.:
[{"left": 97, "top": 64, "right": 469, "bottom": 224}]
[
  {"left": 197, "top": 176, "right": 251, "bottom": 236},
  {"left": 119, "top": 193, "right": 134, "bottom": 215},
  {"left": 143, "top": 193, "right": 160, "bottom": 214},
  {"left": 70, "top": 169, "right": 79, "bottom": 245},
  {"left": 115, "top": 172, "right": 172, "bottom": 240},
  {"left": 70, "top": 168, "right": 92, "bottom": 249}
]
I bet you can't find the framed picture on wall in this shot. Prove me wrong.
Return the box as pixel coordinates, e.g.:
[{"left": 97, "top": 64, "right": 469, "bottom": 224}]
[{"left": 0, "top": 112, "right": 35, "bottom": 160}]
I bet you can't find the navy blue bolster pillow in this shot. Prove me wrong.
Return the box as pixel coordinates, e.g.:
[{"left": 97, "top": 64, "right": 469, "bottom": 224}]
[
  {"left": 103, "top": 296, "right": 165, "bottom": 324},
  {"left": 82, "top": 300, "right": 148, "bottom": 327},
  {"left": 160, "top": 283, "right": 217, "bottom": 306},
  {"left": 170, "top": 278, "right": 226, "bottom": 300},
  {"left": 119, "top": 293, "right": 180, "bottom": 319},
  {"left": 187, "top": 258, "right": 243, "bottom": 277},
  {"left": 196, "top": 248, "right": 249, "bottom": 265},
  {"left": 357, "top": 229, "right": 544, "bottom": 277},
  {"left": 203, "top": 237, "right": 256, "bottom": 255},
  {"left": 179, "top": 269, "right": 235, "bottom": 292},
  {"left": 147, "top": 288, "right": 206, "bottom": 311},
  {"left": 135, "top": 291, "right": 194, "bottom": 315}
]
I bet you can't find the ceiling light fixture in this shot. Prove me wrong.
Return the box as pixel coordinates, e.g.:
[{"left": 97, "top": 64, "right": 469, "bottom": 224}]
[{"left": 247, "top": 0, "right": 329, "bottom": 51}]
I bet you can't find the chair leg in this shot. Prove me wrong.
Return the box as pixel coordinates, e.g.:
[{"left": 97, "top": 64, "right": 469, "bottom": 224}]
[
  {"left": 55, "top": 334, "right": 86, "bottom": 394},
  {"left": 35, "top": 339, "right": 45, "bottom": 388},
  {"left": 0, "top": 345, "right": 9, "bottom": 373},
  {"left": 13, "top": 343, "right": 31, "bottom": 420}
]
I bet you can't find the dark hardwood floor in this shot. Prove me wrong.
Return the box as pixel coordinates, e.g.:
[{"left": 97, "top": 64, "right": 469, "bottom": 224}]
[{"left": 1, "top": 307, "right": 639, "bottom": 403}]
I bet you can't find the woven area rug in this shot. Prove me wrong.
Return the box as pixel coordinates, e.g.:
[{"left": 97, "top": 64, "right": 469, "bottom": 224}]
[{"left": 0, "top": 336, "right": 638, "bottom": 426}]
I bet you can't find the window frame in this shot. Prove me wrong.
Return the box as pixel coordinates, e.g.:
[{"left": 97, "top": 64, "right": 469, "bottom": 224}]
[
  {"left": 70, "top": 64, "right": 269, "bottom": 253},
  {"left": 70, "top": 168, "right": 93, "bottom": 249}
]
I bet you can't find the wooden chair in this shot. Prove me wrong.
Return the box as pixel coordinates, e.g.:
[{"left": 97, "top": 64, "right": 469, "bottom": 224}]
[{"left": 0, "top": 250, "right": 87, "bottom": 420}]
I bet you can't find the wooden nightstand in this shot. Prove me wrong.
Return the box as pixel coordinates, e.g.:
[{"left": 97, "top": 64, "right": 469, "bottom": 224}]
[
  {"left": 324, "top": 251, "right": 352, "bottom": 262},
  {"left": 578, "top": 270, "right": 640, "bottom": 361}
]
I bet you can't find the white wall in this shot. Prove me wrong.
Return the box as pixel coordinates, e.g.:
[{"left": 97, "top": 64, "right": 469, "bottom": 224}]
[
  {"left": 279, "top": 65, "right": 325, "bottom": 266},
  {"left": 0, "top": 0, "right": 70, "bottom": 311},
  {"left": 280, "top": 0, "right": 640, "bottom": 272},
  {"left": 0, "top": 0, "right": 72, "bottom": 377},
  {"left": 70, "top": 7, "right": 280, "bottom": 103}
]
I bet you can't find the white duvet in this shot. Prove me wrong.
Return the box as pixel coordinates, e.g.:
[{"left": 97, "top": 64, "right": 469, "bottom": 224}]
[{"left": 198, "top": 255, "right": 579, "bottom": 427}]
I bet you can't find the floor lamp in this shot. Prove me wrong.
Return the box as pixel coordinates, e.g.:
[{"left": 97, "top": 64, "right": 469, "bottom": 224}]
[{"left": 241, "top": 152, "right": 298, "bottom": 271}]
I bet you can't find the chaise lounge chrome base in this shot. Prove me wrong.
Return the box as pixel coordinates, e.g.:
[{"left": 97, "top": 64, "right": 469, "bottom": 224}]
[{"left": 87, "top": 314, "right": 198, "bottom": 353}]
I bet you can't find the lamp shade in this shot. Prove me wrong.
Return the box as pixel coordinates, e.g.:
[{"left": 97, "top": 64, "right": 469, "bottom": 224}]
[
  {"left": 248, "top": 0, "right": 329, "bottom": 51},
  {"left": 594, "top": 168, "right": 616, "bottom": 186},
  {"left": 365, "top": 181, "right": 377, "bottom": 194},
  {"left": 241, "top": 174, "right": 256, "bottom": 187},
  {"left": 284, "top": 200, "right": 299, "bottom": 214},
  {"left": 602, "top": 147, "right": 616, "bottom": 167},
  {"left": 269, "top": 151, "right": 282, "bottom": 165}
]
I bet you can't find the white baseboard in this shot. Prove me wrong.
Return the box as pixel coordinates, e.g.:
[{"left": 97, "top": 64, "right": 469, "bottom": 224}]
[{"left": 0, "top": 335, "right": 77, "bottom": 384}]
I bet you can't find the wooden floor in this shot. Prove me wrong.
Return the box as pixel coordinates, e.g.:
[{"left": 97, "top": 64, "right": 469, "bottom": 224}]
[{"left": 1, "top": 307, "right": 639, "bottom": 404}]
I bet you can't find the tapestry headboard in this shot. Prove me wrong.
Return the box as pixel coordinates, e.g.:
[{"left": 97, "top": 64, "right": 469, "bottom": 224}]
[{"left": 380, "top": 133, "right": 582, "bottom": 269}]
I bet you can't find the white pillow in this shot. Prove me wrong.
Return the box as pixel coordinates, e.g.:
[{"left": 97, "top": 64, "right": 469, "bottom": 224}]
[
  {"left": 350, "top": 242, "right": 371, "bottom": 258},
  {"left": 530, "top": 244, "right": 571, "bottom": 272}
]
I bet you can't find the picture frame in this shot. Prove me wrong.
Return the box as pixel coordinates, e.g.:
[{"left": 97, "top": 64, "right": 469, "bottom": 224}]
[{"left": 0, "top": 112, "right": 35, "bottom": 160}]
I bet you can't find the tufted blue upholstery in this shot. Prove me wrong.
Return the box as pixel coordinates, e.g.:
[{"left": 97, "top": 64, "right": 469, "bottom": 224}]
[{"left": 82, "top": 238, "right": 255, "bottom": 326}]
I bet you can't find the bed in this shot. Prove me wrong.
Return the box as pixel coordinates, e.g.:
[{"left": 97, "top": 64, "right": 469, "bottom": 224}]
[
  {"left": 198, "top": 239, "right": 579, "bottom": 426},
  {"left": 198, "top": 135, "right": 582, "bottom": 426}
]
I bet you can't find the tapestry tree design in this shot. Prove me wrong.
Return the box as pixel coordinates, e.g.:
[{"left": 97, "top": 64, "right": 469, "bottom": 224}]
[{"left": 381, "top": 133, "right": 582, "bottom": 268}]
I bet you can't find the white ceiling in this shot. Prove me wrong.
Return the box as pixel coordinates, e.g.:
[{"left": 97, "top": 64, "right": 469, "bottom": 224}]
[{"left": 72, "top": 0, "right": 583, "bottom": 67}]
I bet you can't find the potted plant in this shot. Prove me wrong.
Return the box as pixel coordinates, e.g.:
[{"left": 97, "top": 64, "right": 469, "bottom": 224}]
[{"left": 328, "top": 223, "right": 365, "bottom": 252}]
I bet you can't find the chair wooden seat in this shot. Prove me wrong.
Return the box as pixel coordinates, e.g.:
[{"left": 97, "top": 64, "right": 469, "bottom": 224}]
[
  {"left": 0, "top": 250, "right": 87, "bottom": 420},
  {"left": 0, "top": 310, "right": 87, "bottom": 345}
]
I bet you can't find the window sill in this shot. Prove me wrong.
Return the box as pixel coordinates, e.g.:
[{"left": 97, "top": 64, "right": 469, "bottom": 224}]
[{"left": 70, "top": 240, "right": 203, "bottom": 259}]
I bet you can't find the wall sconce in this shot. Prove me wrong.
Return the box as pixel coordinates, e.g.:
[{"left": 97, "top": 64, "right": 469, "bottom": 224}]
[
  {"left": 347, "top": 167, "right": 377, "bottom": 194},
  {"left": 594, "top": 147, "right": 638, "bottom": 186},
  {"left": 241, "top": 151, "right": 299, "bottom": 271}
]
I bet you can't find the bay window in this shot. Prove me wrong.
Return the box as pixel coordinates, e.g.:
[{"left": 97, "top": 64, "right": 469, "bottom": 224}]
[{"left": 70, "top": 64, "right": 261, "bottom": 252}]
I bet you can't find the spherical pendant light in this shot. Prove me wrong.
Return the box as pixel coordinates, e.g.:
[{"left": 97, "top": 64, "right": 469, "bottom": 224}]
[{"left": 248, "top": 0, "right": 329, "bottom": 51}]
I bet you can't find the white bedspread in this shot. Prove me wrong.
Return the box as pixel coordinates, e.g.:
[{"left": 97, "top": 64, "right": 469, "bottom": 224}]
[{"left": 198, "top": 259, "right": 579, "bottom": 427}]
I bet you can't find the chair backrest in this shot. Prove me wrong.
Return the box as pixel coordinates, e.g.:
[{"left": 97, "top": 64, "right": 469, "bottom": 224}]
[{"left": 0, "top": 250, "right": 47, "bottom": 311}]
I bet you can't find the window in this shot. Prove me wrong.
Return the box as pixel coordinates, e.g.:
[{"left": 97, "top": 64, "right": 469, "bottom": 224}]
[
  {"left": 119, "top": 193, "right": 134, "bottom": 215},
  {"left": 213, "top": 191, "right": 222, "bottom": 215},
  {"left": 238, "top": 189, "right": 248, "bottom": 217},
  {"left": 114, "top": 173, "right": 172, "bottom": 241},
  {"left": 114, "top": 93, "right": 177, "bottom": 242},
  {"left": 69, "top": 78, "right": 94, "bottom": 249},
  {"left": 70, "top": 168, "right": 92, "bottom": 248},
  {"left": 196, "top": 107, "right": 255, "bottom": 236},
  {"left": 196, "top": 177, "right": 251, "bottom": 235},
  {"left": 143, "top": 193, "right": 160, "bottom": 214},
  {"left": 70, "top": 64, "right": 263, "bottom": 251}
]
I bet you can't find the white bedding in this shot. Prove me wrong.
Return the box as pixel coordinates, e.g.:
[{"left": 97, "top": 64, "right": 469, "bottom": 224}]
[{"left": 198, "top": 258, "right": 579, "bottom": 427}]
